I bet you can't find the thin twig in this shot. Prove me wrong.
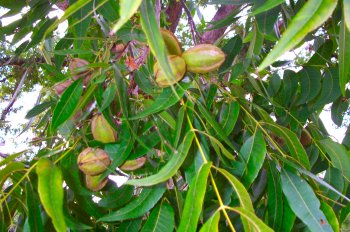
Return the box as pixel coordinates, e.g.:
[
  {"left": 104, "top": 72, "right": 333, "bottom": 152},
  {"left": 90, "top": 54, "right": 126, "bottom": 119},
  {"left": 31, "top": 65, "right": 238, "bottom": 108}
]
[
  {"left": 156, "top": 0, "right": 161, "bottom": 27},
  {"left": 1, "top": 69, "right": 29, "bottom": 121},
  {"left": 180, "top": 0, "right": 202, "bottom": 44}
]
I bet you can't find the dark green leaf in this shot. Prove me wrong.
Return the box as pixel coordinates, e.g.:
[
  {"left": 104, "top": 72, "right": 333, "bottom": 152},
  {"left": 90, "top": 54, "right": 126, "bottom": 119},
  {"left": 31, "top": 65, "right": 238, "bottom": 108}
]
[
  {"left": 281, "top": 169, "right": 333, "bottom": 232},
  {"left": 141, "top": 201, "right": 175, "bottom": 232},
  {"left": 129, "top": 82, "right": 190, "bottom": 120},
  {"left": 26, "top": 182, "right": 44, "bottom": 232},
  {"left": 319, "top": 139, "right": 350, "bottom": 180},
  {"left": 297, "top": 67, "right": 322, "bottom": 105},
  {"left": 219, "top": 101, "right": 240, "bottom": 136},
  {"left": 25, "top": 101, "right": 54, "bottom": 119},
  {"left": 98, "top": 185, "right": 166, "bottom": 221},
  {"left": 51, "top": 78, "right": 83, "bottom": 131}
]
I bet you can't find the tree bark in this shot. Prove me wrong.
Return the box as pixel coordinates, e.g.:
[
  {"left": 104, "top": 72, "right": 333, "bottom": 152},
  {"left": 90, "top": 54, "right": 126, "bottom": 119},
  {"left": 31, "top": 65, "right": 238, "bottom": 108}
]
[
  {"left": 165, "top": 0, "right": 183, "bottom": 32},
  {"left": 201, "top": 5, "right": 239, "bottom": 44}
]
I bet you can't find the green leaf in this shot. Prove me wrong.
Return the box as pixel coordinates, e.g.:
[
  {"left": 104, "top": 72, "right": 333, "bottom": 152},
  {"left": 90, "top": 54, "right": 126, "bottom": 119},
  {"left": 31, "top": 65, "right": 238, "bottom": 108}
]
[
  {"left": 339, "top": 19, "right": 350, "bottom": 96},
  {"left": 216, "top": 168, "right": 255, "bottom": 232},
  {"left": 111, "top": 0, "right": 142, "bottom": 34},
  {"left": 100, "top": 82, "right": 117, "bottom": 111},
  {"left": 178, "top": 162, "right": 211, "bottom": 232},
  {"left": 310, "top": 68, "right": 341, "bottom": 110},
  {"left": 251, "top": 0, "right": 284, "bottom": 15},
  {"left": 197, "top": 101, "right": 235, "bottom": 151},
  {"left": 219, "top": 101, "right": 240, "bottom": 136},
  {"left": 140, "top": 0, "right": 174, "bottom": 82},
  {"left": 26, "top": 182, "right": 44, "bottom": 232},
  {"left": 140, "top": 201, "right": 175, "bottom": 232},
  {"left": 98, "top": 185, "right": 166, "bottom": 222},
  {"left": 227, "top": 207, "right": 274, "bottom": 232},
  {"left": 127, "top": 131, "right": 194, "bottom": 186},
  {"left": 344, "top": 0, "right": 350, "bottom": 31},
  {"left": 321, "top": 167, "right": 345, "bottom": 203},
  {"left": 25, "top": 101, "right": 54, "bottom": 119},
  {"left": 72, "top": 0, "right": 93, "bottom": 48},
  {"left": 219, "top": 36, "right": 243, "bottom": 76},
  {"left": 199, "top": 211, "right": 220, "bottom": 232},
  {"left": 319, "top": 139, "right": 350, "bottom": 180},
  {"left": 258, "top": 0, "right": 337, "bottom": 71},
  {"left": 341, "top": 212, "right": 350, "bottom": 231},
  {"left": 281, "top": 169, "right": 333, "bottom": 232},
  {"left": 36, "top": 158, "right": 66, "bottom": 232},
  {"left": 50, "top": 78, "right": 83, "bottom": 131},
  {"left": 267, "top": 160, "right": 283, "bottom": 231},
  {"left": 98, "top": 185, "right": 134, "bottom": 209},
  {"left": 263, "top": 122, "right": 310, "bottom": 170},
  {"left": 297, "top": 67, "right": 322, "bottom": 105},
  {"left": 240, "top": 130, "right": 266, "bottom": 186},
  {"left": 53, "top": 49, "right": 94, "bottom": 55},
  {"left": 0, "top": 162, "right": 25, "bottom": 187},
  {"left": 129, "top": 82, "right": 190, "bottom": 120},
  {"left": 321, "top": 202, "right": 340, "bottom": 232},
  {"left": 331, "top": 95, "right": 349, "bottom": 127},
  {"left": 117, "top": 219, "right": 143, "bottom": 232}
]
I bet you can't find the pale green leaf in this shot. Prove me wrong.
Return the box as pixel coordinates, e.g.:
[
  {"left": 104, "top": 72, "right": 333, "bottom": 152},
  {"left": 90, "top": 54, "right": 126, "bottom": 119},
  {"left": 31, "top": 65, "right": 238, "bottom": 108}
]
[
  {"left": 199, "top": 211, "right": 220, "bottom": 232},
  {"left": 36, "top": 158, "right": 66, "bottom": 232},
  {"left": 178, "top": 162, "right": 211, "bottom": 232},
  {"left": 344, "top": 0, "right": 350, "bottom": 31},
  {"left": 127, "top": 131, "right": 194, "bottom": 186},
  {"left": 216, "top": 168, "right": 255, "bottom": 232},
  {"left": 321, "top": 202, "right": 340, "bottom": 232},
  {"left": 281, "top": 169, "right": 333, "bottom": 232},
  {"left": 258, "top": 0, "right": 337, "bottom": 71},
  {"left": 111, "top": 0, "right": 143, "bottom": 34},
  {"left": 339, "top": 19, "right": 350, "bottom": 96},
  {"left": 251, "top": 0, "right": 284, "bottom": 16}
]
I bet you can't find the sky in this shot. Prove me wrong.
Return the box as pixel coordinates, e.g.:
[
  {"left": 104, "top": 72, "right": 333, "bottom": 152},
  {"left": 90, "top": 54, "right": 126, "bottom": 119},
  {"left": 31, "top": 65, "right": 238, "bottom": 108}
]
[{"left": 0, "top": 4, "right": 347, "bottom": 156}]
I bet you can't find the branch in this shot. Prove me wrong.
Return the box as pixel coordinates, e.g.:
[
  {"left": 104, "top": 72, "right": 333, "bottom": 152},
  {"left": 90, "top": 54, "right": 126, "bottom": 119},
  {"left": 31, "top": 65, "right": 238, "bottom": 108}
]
[
  {"left": 0, "top": 57, "right": 45, "bottom": 67},
  {"left": 1, "top": 69, "right": 29, "bottom": 121},
  {"left": 202, "top": 5, "right": 240, "bottom": 44},
  {"left": 180, "top": 0, "right": 202, "bottom": 44},
  {"left": 165, "top": 0, "right": 183, "bottom": 32}
]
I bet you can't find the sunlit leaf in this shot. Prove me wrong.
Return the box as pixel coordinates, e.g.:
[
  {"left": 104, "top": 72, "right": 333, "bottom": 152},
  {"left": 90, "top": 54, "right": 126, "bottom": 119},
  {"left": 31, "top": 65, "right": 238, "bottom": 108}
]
[
  {"left": 258, "top": 0, "right": 337, "bottom": 71},
  {"left": 111, "top": 0, "right": 142, "bottom": 34},
  {"left": 339, "top": 19, "right": 350, "bottom": 96},
  {"left": 178, "top": 162, "right": 211, "bottom": 232},
  {"left": 36, "top": 158, "right": 66, "bottom": 232},
  {"left": 199, "top": 210, "right": 220, "bottom": 232},
  {"left": 127, "top": 131, "right": 194, "bottom": 186}
]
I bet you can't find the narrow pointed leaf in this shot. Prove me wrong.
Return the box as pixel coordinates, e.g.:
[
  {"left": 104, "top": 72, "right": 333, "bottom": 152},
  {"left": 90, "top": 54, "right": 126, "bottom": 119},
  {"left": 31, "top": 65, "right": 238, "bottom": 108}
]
[
  {"left": 178, "top": 162, "right": 211, "bottom": 232},
  {"left": 36, "top": 158, "right": 66, "bottom": 232},
  {"left": 140, "top": 0, "right": 174, "bottom": 82},
  {"left": 51, "top": 78, "right": 83, "bottom": 131},
  {"left": 339, "top": 19, "right": 350, "bottom": 96},
  {"left": 98, "top": 186, "right": 166, "bottom": 222},
  {"left": 297, "top": 67, "right": 322, "bottom": 105},
  {"left": 319, "top": 139, "right": 350, "bottom": 180},
  {"left": 251, "top": 0, "right": 284, "bottom": 15},
  {"left": 281, "top": 169, "right": 333, "bottom": 232},
  {"left": 258, "top": 0, "right": 337, "bottom": 71},
  {"left": 321, "top": 202, "right": 340, "bottom": 232},
  {"left": 127, "top": 131, "right": 194, "bottom": 186},
  {"left": 263, "top": 122, "right": 310, "bottom": 169},
  {"left": 111, "top": 0, "right": 143, "bottom": 34},
  {"left": 26, "top": 182, "right": 44, "bottom": 232},
  {"left": 199, "top": 211, "right": 220, "bottom": 232},
  {"left": 228, "top": 207, "right": 274, "bottom": 232},
  {"left": 240, "top": 130, "right": 266, "bottom": 186},
  {"left": 216, "top": 168, "right": 255, "bottom": 232},
  {"left": 344, "top": 0, "right": 350, "bottom": 30},
  {"left": 140, "top": 201, "right": 174, "bottom": 232},
  {"left": 129, "top": 82, "right": 190, "bottom": 120}
]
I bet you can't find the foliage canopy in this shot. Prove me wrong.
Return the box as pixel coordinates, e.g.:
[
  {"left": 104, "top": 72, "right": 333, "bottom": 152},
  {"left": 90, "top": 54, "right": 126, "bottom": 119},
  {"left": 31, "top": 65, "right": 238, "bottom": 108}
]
[{"left": 1, "top": 0, "right": 350, "bottom": 231}]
